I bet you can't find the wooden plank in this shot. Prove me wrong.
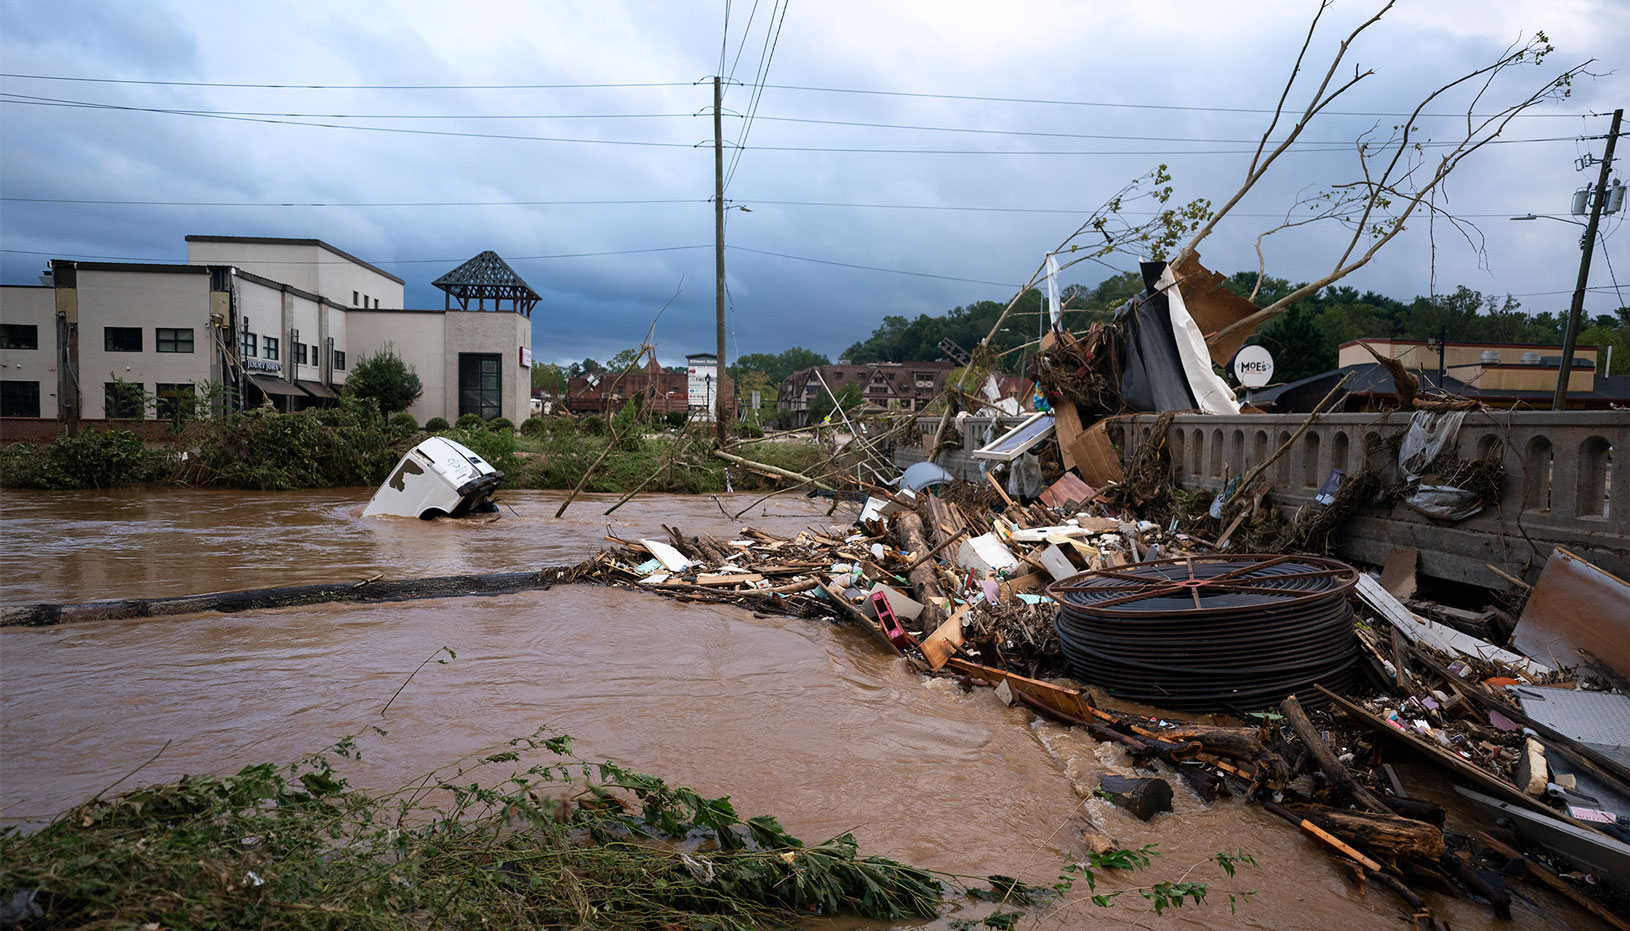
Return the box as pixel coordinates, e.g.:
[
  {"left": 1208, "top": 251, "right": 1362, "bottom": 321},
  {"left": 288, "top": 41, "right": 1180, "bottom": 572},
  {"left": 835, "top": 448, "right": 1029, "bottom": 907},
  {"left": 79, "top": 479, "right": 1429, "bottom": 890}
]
[{"left": 695, "top": 573, "right": 764, "bottom": 586}]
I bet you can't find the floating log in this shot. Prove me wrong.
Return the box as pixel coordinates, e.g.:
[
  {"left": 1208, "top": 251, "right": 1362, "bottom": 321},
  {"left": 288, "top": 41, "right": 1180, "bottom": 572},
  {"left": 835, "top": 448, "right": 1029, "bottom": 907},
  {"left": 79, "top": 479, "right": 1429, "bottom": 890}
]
[
  {"left": 1285, "top": 803, "right": 1445, "bottom": 860},
  {"left": 1439, "top": 847, "right": 1512, "bottom": 921},
  {"left": 1156, "top": 723, "right": 1263, "bottom": 762},
  {"left": 1097, "top": 774, "right": 1173, "bottom": 821}
]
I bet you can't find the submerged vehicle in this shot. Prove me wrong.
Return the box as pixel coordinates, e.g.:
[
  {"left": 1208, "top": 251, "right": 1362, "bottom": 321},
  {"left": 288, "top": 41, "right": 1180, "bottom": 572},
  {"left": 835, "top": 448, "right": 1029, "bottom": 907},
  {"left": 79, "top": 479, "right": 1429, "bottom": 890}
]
[{"left": 363, "top": 436, "right": 503, "bottom": 519}]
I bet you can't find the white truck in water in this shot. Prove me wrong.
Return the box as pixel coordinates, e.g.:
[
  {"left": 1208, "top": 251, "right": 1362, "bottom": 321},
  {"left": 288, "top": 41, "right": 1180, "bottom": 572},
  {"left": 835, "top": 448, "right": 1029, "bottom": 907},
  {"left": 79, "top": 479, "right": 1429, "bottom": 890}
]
[{"left": 362, "top": 436, "right": 503, "bottom": 519}]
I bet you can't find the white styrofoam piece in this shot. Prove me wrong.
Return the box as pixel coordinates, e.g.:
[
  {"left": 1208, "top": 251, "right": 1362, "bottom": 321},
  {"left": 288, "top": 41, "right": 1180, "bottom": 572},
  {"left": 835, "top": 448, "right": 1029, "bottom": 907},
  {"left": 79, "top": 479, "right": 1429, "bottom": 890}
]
[
  {"left": 956, "top": 533, "right": 1020, "bottom": 573},
  {"left": 1036, "top": 544, "right": 1078, "bottom": 582},
  {"left": 640, "top": 539, "right": 692, "bottom": 572},
  {"left": 858, "top": 496, "right": 887, "bottom": 524}
]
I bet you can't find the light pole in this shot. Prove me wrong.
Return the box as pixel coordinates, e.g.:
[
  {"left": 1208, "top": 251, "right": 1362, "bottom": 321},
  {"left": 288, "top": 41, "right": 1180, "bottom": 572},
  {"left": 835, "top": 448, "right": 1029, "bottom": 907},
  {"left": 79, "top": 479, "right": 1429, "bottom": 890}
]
[{"left": 1513, "top": 107, "right": 1621, "bottom": 409}]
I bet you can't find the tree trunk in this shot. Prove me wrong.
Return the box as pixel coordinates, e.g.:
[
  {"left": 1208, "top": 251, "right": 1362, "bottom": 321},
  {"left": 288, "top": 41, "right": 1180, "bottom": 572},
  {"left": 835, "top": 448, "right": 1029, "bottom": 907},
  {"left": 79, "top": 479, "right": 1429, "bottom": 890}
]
[
  {"left": 1286, "top": 803, "right": 1444, "bottom": 860},
  {"left": 894, "top": 510, "right": 947, "bottom": 628}
]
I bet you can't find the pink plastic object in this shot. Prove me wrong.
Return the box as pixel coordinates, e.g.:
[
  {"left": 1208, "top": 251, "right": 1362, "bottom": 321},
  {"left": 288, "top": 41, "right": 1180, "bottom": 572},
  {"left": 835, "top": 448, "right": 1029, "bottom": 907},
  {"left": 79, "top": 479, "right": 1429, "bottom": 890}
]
[{"left": 870, "top": 591, "right": 914, "bottom": 652}]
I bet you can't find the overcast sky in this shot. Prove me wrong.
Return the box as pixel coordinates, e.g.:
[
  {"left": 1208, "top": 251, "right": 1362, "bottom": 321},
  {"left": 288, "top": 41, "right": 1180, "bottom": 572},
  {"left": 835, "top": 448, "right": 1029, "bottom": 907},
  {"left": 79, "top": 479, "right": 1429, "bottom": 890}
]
[{"left": 1, "top": 0, "right": 1625, "bottom": 367}]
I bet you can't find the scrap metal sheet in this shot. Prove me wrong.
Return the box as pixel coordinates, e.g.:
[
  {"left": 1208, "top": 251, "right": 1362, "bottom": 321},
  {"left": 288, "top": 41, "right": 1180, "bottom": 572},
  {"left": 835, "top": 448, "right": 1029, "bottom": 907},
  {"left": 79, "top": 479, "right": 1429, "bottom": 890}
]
[{"left": 1514, "top": 547, "right": 1630, "bottom": 679}]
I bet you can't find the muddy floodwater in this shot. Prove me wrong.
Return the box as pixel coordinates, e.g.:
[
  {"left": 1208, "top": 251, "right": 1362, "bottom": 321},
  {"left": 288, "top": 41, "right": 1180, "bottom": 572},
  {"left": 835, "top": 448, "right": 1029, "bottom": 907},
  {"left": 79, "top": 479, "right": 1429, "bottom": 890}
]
[{"left": 0, "top": 488, "right": 1605, "bottom": 929}]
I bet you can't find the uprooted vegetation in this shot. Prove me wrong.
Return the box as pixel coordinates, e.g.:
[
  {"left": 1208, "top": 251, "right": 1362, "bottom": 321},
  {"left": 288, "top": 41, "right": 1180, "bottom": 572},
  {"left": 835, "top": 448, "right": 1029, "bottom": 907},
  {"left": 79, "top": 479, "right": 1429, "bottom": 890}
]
[{"left": 0, "top": 727, "right": 944, "bottom": 930}]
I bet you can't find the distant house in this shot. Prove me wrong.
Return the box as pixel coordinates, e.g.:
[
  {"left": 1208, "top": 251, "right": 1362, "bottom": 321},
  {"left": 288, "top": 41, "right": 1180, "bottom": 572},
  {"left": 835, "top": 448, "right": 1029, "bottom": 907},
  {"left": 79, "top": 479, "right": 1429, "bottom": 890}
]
[
  {"left": 562, "top": 356, "right": 734, "bottom": 418},
  {"left": 777, "top": 361, "right": 956, "bottom": 427},
  {"left": 1248, "top": 337, "right": 1628, "bottom": 411}
]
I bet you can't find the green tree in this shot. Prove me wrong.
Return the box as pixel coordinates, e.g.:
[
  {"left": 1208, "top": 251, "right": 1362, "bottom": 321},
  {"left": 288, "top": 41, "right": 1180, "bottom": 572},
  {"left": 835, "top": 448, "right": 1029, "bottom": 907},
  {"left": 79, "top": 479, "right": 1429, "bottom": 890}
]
[
  {"left": 531, "top": 362, "right": 567, "bottom": 394},
  {"left": 344, "top": 344, "right": 423, "bottom": 418},
  {"left": 808, "top": 381, "right": 863, "bottom": 424}
]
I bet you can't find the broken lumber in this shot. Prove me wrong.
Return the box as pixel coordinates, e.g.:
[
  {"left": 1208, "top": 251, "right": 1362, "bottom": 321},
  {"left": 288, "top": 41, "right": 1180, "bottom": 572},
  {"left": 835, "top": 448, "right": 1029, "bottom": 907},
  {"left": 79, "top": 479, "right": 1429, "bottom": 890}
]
[{"left": 1282, "top": 694, "right": 1393, "bottom": 815}]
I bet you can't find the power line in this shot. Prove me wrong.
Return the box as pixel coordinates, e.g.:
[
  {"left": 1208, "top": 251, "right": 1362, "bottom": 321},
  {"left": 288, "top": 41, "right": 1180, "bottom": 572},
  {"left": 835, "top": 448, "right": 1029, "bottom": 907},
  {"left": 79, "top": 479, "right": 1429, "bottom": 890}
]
[
  {"left": 727, "top": 244, "right": 1012, "bottom": 286},
  {"left": 723, "top": 0, "right": 789, "bottom": 191},
  {"left": 0, "top": 244, "right": 712, "bottom": 265},
  {"left": 1, "top": 71, "right": 1603, "bottom": 120},
  {"left": 3, "top": 93, "right": 1578, "bottom": 156},
  {"left": 0, "top": 94, "right": 705, "bottom": 147},
  {"left": 0, "top": 72, "right": 691, "bottom": 90},
  {"left": 0, "top": 196, "right": 704, "bottom": 207},
  {"left": 757, "top": 83, "right": 1605, "bottom": 120}
]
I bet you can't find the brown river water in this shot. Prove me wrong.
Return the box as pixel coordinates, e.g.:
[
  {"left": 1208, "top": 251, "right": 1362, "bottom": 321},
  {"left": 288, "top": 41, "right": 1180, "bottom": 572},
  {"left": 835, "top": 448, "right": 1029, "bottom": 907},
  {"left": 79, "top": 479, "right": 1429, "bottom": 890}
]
[{"left": 0, "top": 488, "right": 1605, "bottom": 929}]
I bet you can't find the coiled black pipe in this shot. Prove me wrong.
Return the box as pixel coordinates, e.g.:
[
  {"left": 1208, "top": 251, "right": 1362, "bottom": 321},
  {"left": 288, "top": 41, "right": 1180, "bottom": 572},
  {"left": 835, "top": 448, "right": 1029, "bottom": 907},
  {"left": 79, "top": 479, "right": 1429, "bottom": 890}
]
[{"left": 1048, "top": 554, "right": 1360, "bottom": 712}]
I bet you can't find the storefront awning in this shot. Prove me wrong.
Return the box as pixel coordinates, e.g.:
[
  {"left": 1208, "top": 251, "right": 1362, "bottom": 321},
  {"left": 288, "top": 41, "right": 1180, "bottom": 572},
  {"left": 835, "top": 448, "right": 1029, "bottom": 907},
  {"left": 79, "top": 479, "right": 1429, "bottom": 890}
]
[
  {"left": 248, "top": 374, "right": 305, "bottom": 398},
  {"left": 297, "top": 380, "right": 338, "bottom": 400}
]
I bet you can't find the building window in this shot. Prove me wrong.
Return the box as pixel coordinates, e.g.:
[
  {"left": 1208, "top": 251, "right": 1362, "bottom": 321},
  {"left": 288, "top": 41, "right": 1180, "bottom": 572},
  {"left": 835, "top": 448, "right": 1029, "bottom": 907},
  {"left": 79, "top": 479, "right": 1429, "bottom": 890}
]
[
  {"left": 373, "top": 297, "right": 380, "bottom": 308},
  {"left": 0, "top": 324, "right": 38, "bottom": 350},
  {"left": 105, "top": 381, "right": 144, "bottom": 419},
  {"left": 295, "top": 343, "right": 309, "bottom": 365},
  {"left": 242, "top": 332, "right": 257, "bottom": 357},
  {"left": 156, "top": 328, "right": 194, "bottom": 353},
  {"left": 209, "top": 267, "right": 231, "bottom": 291},
  {"left": 353, "top": 290, "right": 359, "bottom": 306},
  {"left": 105, "top": 326, "right": 142, "bottom": 352},
  {"left": 0, "top": 380, "right": 40, "bottom": 417},
  {"left": 362, "top": 294, "right": 369, "bottom": 308},
  {"left": 310, "top": 344, "right": 319, "bottom": 364},
  {"left": 333, "top": 350, "right": 346, "bottom": 370},
  {"left": 263, "top": 337, "right": 279, "bottom": 361},
  {"left": 458, "top": 353, "right": 502, "bottom": 420},
  {"left": 155, "top": 383, "right": 194, "bottom": 421}
]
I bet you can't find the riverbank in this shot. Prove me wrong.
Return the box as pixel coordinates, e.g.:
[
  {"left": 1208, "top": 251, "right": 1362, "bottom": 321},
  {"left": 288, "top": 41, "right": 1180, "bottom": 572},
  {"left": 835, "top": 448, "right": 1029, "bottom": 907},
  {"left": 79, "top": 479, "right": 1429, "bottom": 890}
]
[{"left": 0, "top": 406, "right": 830, "bottom": 495}]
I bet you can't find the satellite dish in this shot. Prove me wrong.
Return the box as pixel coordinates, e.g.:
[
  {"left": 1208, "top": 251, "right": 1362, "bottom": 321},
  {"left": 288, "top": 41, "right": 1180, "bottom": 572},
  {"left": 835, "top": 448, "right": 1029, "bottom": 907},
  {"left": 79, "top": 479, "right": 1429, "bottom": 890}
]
[{"left": 1231, "top": 345, "right": 1275, "bottom": 387}]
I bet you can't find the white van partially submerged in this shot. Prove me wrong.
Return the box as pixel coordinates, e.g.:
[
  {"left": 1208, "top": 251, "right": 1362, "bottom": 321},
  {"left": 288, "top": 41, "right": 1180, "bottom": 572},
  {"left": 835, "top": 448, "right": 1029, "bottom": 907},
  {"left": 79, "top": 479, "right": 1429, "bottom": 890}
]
[{"left": 363, "top": 436, "right": 503, "bottom": 519}]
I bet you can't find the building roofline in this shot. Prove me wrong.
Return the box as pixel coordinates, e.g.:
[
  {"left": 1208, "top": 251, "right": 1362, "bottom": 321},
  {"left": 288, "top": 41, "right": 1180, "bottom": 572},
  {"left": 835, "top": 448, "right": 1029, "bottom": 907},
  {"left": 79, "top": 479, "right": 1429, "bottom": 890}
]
[
  {"left": 185, "top": 235, "right": 406, "bottom": 285},
  {"left": 65, "top": 261, "right": 209, "bottom": 275},
  {"left": 1339, "top": 337, "right": 1598, "bottom": 352},
  {"left": 0, "top": 283, "right": 54, "bottom": 289}
]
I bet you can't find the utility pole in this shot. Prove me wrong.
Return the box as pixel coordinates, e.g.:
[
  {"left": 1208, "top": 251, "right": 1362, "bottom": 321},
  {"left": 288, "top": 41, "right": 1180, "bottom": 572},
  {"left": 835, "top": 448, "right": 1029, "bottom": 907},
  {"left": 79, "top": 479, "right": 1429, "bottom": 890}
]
[
  {"left": 1554, "top": 107, "right": 1622, "bottom": 410},
  {"left": 713, "top": 75, "right": 728, "bottom": 444}
]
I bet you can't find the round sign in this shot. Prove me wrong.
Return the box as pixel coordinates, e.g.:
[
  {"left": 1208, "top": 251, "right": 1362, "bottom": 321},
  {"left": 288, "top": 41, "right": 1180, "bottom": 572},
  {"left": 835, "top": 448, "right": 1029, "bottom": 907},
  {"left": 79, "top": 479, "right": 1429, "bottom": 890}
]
[{"left": 1231, "top": 345, "right": 1275, "bottom": 387}]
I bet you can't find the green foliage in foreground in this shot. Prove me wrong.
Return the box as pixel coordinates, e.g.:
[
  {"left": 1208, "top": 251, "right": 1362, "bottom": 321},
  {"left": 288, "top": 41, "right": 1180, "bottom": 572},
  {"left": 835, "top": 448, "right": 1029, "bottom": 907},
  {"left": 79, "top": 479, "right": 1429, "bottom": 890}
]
[{"left": 0, "top": 729, "right": 941, "bottom": 930}]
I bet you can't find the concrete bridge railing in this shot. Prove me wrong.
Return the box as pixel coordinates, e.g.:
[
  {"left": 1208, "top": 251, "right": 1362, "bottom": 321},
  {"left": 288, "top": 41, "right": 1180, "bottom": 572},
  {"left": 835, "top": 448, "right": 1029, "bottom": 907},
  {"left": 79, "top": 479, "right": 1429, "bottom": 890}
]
[{"left": 900, "top": 410, "right": 1627, "bottom": 589}]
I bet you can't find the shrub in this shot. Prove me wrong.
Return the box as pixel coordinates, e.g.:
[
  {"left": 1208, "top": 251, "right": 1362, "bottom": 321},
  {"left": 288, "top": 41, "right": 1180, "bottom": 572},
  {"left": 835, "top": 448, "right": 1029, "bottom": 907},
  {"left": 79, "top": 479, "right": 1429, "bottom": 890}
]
[
  {"left": 455, "top": 413, "right": 486, "bottom": 430},
  {"left": 390, "top": 412, "right": 419, "bottom": 434},
  {"left": 176, "top": 403, "right": 397, "bottom": 490},
  {"left": 736, "top": 421, "right": 765, "bottom": 439},
  {"left": 578, "top": 414, "right": 607, "bottom": 436},
  {"left": 442, "top": 425, "right": 519, "bottom": 481},
  {"left": 0, "top": 428, "right": 165, "bottom": 490},
  {"left": 343, "top": 344, "right": 423, "bottom": 417},
  {"left": 425, "top": 417, "right": 450, "bottom": 432},
  {"left": 487, "top": 417, "right": 514, "bottom": 433},
  {"left": 520, "top": 416, "right": 547, "bottom": 436}
]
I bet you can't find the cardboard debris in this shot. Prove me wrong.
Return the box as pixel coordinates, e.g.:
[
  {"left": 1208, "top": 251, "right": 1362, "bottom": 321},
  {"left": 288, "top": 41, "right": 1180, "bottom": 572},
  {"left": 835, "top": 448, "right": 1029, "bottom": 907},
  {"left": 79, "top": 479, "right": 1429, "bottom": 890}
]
[
  {"left": 1065, "top": 419, "right": 1124, "bottom": 488},
  {"left": 1171, "top": 251, "right": 1262, "bottom": 367},
  {"left": 920, "top": 606, "right": 968, "bottom": 671},
  {"left": 1380, "top": 547, "right": 1418, "bottom": 601},
  {"left": 1052, "top": 399, "right": 1086, "bottom": 472}
]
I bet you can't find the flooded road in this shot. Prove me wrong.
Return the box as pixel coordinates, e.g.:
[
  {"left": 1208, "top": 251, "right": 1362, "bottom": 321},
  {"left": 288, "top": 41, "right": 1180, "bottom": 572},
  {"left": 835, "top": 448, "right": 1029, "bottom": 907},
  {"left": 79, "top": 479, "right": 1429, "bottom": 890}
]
[{"left": 1, "top": 489, "right": 1604, "bottom": 929}]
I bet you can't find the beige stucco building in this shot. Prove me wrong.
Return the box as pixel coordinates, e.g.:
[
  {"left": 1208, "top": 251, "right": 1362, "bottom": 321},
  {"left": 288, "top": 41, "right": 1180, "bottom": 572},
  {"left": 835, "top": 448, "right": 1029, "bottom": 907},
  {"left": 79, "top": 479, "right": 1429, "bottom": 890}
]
[{"left": 0, "top": 235, "right": 534, "bottom": 430}]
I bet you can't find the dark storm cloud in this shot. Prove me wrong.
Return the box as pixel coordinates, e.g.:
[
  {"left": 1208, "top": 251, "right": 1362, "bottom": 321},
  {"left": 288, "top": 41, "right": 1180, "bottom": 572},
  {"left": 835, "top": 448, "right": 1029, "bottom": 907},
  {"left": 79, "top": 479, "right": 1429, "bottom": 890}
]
[{"left": 1, "top": 1, "right": 1625, "bottom": 366}]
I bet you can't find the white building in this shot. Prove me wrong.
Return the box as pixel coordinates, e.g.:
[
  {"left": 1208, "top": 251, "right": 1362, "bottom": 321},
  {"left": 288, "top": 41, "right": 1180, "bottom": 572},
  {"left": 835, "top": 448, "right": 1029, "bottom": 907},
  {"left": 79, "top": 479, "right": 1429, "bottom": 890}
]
[{"left": 0, "top": 236, "right": 534, "bottom": 431}]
